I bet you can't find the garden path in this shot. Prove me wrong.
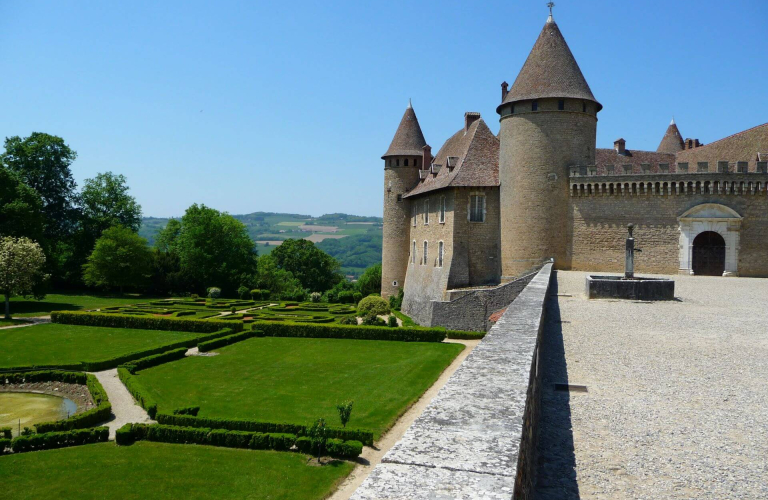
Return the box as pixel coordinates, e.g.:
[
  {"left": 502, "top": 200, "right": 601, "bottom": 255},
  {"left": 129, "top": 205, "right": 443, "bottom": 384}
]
[
  {"left": 0, "top": 316, "right": 51, "bottom": 330},
  {"left": 92, "top": 368, "right": 155, "bottom": 440},
  {"left": 329, "top": 338, "right": 479, "bottom": 500}
]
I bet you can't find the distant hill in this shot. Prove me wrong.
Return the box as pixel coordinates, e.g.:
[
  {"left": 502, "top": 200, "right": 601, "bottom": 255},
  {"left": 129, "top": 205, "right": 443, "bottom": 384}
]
[{"left": 139, "top": 212, "right": 383, "bottom": 277}]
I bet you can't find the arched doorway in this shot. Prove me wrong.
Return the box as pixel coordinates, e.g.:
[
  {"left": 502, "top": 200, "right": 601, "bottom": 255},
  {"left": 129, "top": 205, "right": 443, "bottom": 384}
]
[{"left": 692, "top": 231, "right": 726, "bottom": 276}]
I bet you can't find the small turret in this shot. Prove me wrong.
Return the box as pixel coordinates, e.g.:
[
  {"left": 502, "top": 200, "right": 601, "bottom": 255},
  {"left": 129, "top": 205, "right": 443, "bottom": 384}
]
[
  {"left": 657, "top": 118, "right": 685, "bottom": 153},
  {"left": 381, "top": 101, "right": 427, "bottom": 298}
]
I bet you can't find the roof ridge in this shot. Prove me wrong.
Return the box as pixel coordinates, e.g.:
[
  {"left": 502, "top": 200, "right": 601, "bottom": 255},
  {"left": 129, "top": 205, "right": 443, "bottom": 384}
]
[{"left": 678, "top": 122, "right": 768, "bottom": 152}]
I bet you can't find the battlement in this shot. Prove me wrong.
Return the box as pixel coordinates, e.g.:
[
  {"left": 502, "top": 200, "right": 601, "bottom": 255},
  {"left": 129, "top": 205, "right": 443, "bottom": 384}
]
[{"left": 570, "top": 172, "right": 768, "bottom": 197}]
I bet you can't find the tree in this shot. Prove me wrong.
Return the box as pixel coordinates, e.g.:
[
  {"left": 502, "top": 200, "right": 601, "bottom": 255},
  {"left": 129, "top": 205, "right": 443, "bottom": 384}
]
[
  {"left": 336, "top": 400, "right": 354, "bottom": 428},
  {"left": 83, "top": 226, "right": 152, "bottom": 293},
  {"left": 270, "top": 239, "right": 342, "bottom": 293},
  {"left": 175, "top": 204, "right": 257, "bottom": 294},
  {"left": 81, "top": 172, "right": 142, "bottom": 239},
  {"left": 154, "top": 219, "right": 182, "bottom": 254},
  {"left": 254, "top": 255, "right": 305, "bottom": 300},
  {"left": 356, "top": 263, "right": 382, "bottom": 297},
  {"left": 0, "top": 237, "right": 48, "bottom": 319},
  {"left": 1, "top": 133, "right": 80, "bottom": 240},
  {"left": 0, "top": 167, "right": 44, "bottom": 240}
]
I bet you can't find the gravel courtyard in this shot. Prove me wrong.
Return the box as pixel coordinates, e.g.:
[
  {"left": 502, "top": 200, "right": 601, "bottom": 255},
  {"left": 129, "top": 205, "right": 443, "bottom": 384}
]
[{"left": 535, "top": 271, "right": 768, "bottom": 500}]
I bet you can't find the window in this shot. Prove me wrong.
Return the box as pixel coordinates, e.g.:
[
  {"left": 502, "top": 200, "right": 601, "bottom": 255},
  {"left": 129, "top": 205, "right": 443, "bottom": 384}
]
[
  {"left": 423, "top": 200, "right": 429, "bottom": 224},
  {"left": 411, "top": 240, "right": 416, "bottom": 264},
  {"left": 558, "top": 99, "right": 565, "bottom": 110},
  {"left": 758, "top": 162, "right": 767, "bottom": 173},
  {"left": 392, "top": 281, "right": 397, "bottom": 287},
  {"left": 439, "top": 196, "right": 446, "bottom": 223},
  {"left": 511, "top": 104, "right": 515, "bottom": 114},
  {"left": 438, "top": 241, "right": 444, "bottom": 268},
  {"left": 404, "top": 158, "right": 409, "bottom": 166},
  {"left": 718, "top": 161, "right": 729, "bottom": 173},
  {"left": 588, "top": 167, "right": 597, "bottom": 176},
  {"left": 678, "top": 162, "right": 689, "bottom": 172},
  {"left": 396, "top": 159, "right": 400, "bottom": 167},
  {"left": 414, "top": 158, "right": 418, "bottom": 167},
  {"left": 659, "top": 163, "right": 669, "bottom": 173},
  {"left": 697, "top": 162, "right": 709, "bottom": 173},
  {"left": 469, "top": 195, "right": 486, "bottom": 222},
  {"left": 737, "top": 161, "right": 748, "bottom": 173},
  {"left": 641, "top": 163, "right": 651, "bottom": 173},
  {"left": 532, "top": 101, "right": 538, "bottom": 111},
  {"left": 412, "top": 204, "right": 416, "bottom": 227},
  {"left": 606, "top": 164, "right": 615, "bottom": 174},
  {"left": 396, "top": 194, "right": 402, "bottom": 202},
  {"left": 422, "top": 241, "right": 428, "bottom": 266},
  {"left": 582, "top": 101, "right": 587, "bottom": 112},
  {"left": 623, "top": 164, "right": 632, "bottom": 174}
]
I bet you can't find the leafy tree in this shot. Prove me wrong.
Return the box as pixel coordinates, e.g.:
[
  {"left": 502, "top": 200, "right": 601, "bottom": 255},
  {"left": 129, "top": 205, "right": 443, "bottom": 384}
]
[
  {"left": 270, "top": 239, "right": 342, "bottom": 293},
  {"left": 154, "top": 219, "right": 182, "bottom": 253},
  {"left": 254, "top": 255, "right": 305, "bottom": 301},
  {"left": 0, "top": 236, "right": 48, "bottom": 319},
  {"left": 308, "top": 418, "right": 328, "bottom": 459},
  {"left": 175, "top": 204, "right": 257, "bottom": 294},
  {"left": 356, "top": 263, "right": 382, "bottom": 297},
  {"left": 237, "top": 285, "right": 250, "bottom": 300},
  {"left": 357, "top": 295, "right": 390, "bottom": 316},
  {"left": 0, "top": 133, "right": 80, "bottom": 240},
  {"left": 82, "top": 226, "right": 152, "bottom": 293},
  {"left": 336, "top": 401, "right": 354, "bottom": 428},
  {"left": 0, "top": 167, "right": 44, "bottom": 240},
  {"left": 81, "top": 172, "right": 142, "bottom": 239}
]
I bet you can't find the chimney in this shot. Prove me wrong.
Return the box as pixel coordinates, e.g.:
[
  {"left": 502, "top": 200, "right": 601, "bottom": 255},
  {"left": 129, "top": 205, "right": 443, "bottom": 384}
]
[
  {"left": 501, "top": 81, "right": 509, "bottom": 102},
  {"left": 694, "top": 139, "right": 701, "bottom": 148},
  {"left": 614, "top": 138, "right": 626, "bottom": 155},
  {"left": 465, "top": 112, "right": 481, "bottom": 132},
  {"left": 422, "top": 144, "right": 432, "bottom": 170}
]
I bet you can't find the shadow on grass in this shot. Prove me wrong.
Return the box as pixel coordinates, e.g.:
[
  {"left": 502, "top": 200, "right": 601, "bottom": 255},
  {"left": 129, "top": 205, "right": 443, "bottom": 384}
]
[{"left": 534, "top": 272, "right": 581, "bottom": 499}]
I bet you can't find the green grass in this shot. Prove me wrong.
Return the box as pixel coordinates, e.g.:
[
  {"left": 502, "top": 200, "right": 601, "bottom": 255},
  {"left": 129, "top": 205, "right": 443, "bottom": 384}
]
[
  {"left": 0, "top": 441, "right": 353, "bottom": 500},
  {"left": 0, "top": 323, "right": 198, "bottom": 368},
  {"left": 137, "top": 337, "right": 463, "bottom": 438},
  {"left": 0, "top": 318, "right": 31, "bottom": 327},
  {"left": 8, "top": 293, "right": 162, "bottom": 318}
]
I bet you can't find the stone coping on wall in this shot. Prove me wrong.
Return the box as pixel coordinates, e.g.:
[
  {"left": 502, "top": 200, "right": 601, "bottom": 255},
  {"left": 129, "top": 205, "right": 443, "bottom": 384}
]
[{"left": 351, "top": 262, "right": 553, "bottom": 500}]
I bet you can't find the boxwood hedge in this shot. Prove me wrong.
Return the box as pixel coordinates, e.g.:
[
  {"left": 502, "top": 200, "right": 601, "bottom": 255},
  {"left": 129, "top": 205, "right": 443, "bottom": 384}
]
[
  {"left": 10, "top": 427, "right": 108, "bottom": 453},
  {"left": 250, "top": 321, "right": 446, "bottom": 343},
  {"left": 118, "top": 367, "right": 158, "bottom": 419},
  {"left": 51, "top": 311, "right": 243, "bottom": 333},
  {"left": 197, "top": 330, "right": 261, "bottom": 352}
]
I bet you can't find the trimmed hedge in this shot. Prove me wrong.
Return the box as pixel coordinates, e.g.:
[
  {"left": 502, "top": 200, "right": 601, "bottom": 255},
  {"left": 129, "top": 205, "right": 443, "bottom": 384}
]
[
  {"left": 296, "top": 437, "right": 363, "bottom": 459},
  {"left": 198, "top": 330, "right": 260, "bottom": 352},
  {"left": 10, "top": 427, "right": 108, "bottom": 453},
  {"left": 51, "top": 311, "right": 243, "bottom": 333},
  {"left": 121, "top": 424, "right": 360, "bottom": 458},
  {"left": 35, "top": 374, "right": 112, "bottom": 433},
  {"left": 1, "top": 370, "right": 87, "bottom": 385},
  {"left": 121, "top": 348, "right": 187, "bottom": 374},
  {"left": 445, "top": 330, "right": 486, "bottom": 340},
  {"left": 0, "top": 438, "right": 10, "bottom": 454},
  {"left": 172, "top": 406, "right": 200, "bottom": 416},
  {"left": 119, "top": 367, "right": 158, "bottom": 419},
  {"left": 250, "top": 321, "right": 446, "bottom": 343},
  {"left": 1, "top": 427, "right": 11, "bottom": 439},
  {"left": 155, "top": 412, "right": 374, "bottom": 446}
]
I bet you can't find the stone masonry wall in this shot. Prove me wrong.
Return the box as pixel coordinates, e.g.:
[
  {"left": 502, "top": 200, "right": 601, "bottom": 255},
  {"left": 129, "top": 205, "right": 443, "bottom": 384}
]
[
  {"left": 351, "top": 263, "right": 553, "bottom": 500},
  {"left": 451, "top": 187, "right": 502, "bottom": 287},
  {"left": 569, "top": 191, "right": 768, "bottom": 276}
]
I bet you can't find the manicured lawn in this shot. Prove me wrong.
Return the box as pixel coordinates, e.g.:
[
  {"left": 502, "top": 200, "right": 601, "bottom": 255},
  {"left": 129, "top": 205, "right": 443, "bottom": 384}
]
[
  {"left": 137, "top": 337, "right": 464, "bottom": 438},
  {"left": 0, "top": 324, "right": 198, "bottom": 368},
  {"left": 8, "top": 293, "right": 162, "bottom": 318},
  {"left": 0, "top": 441, "right": 353, "bottom": 500}
]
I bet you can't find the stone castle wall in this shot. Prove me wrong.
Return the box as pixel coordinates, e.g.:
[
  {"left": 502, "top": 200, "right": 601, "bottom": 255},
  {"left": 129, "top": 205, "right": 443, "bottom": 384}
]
[
  {"left": 499, "top": 98, "right": 597, "bottom": 278},
  {"left": 569, "top": 175, "right": 768, "bottom": 276}
]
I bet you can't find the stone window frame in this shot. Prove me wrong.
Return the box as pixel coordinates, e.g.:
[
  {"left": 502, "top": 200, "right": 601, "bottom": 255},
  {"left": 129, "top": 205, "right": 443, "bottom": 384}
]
[
  {"left": 697, "top": 162, "right": 709, "bottom": 173},
  {"left": 422, "top": 240, "right": 428, "bottom": 266},
  {"left": 404, "top": 158, "right": 409, "bottom": 167},
  {"left": 412, "top": 204, "right": 417, "bottom": 227},
  {"left": 622, "top": 164, "right": 632, "bottom": 174},
  {"left": 606, "top": 164, "right": 615, "bottom": 174},
  {"left": 737, "top": 161, "right": 748, "bottom": 173},
  {"left": 439, "top": 196, "right": 446, "bottom": 224},
  {"left": 424, "top": 199, "right": 430, "bottom": 225},
  {"left": 396, "top": 194, "right": 402, "bottom": 202},
  {"left": 758, "top": 161, "right": 768, "bottom": 173},
  {"left": 468, "top": 192, "right": 486, "bottom": 223},
  {"left": 438, "top": 241, "right": 444, "bottom": 268},
  {"left": 659, "top": 163, "right": 669, "bottom": 173},
  {"left": 717, "top": 161, "right": 729, "bottom": 173},
  {"left": 641, "top": 163, "right": 651, "bottom": 173},
  {"left": 411, "top": 240, "right": 416, "bottom": 264},
  {"left": 678, "top": 162, "right": 689, "bottom": 172}
]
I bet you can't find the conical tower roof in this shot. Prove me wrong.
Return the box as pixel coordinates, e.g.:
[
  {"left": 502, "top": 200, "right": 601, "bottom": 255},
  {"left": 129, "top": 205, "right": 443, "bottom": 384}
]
[
  {"left": 498, "top": 18, "right": 601, "bottom": 112},
  {"left": 382, "top": 101, "right": 427, "bottom": 159},
  {"left": 657, "top": 118, "right": 685, "bottom": 153}
]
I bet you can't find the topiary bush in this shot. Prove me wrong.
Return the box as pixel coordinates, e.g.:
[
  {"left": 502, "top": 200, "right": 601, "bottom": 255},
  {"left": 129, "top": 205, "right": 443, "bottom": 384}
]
[
  {"left": 237, "top": 286, "right": 250, "bottom": 300},
  {"left": 338, "top": 315, "right": 357, "bottom": 326},
  {"left": 387, "top": 315, "right": 398, "bottom": 328},
  {"left": 357, "top": 295, "right": 390, "bottom": 317},
  {"left": 207, "top": 287, "right": 221, "bottom": 299},
  {"left": 362, "top": 314, "right": 386, "bottom": 327}
]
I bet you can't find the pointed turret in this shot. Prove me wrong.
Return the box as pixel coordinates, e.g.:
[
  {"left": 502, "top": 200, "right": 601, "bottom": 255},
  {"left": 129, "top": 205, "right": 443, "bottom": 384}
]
[
  {"left": 382, "top": 102, "right": 427, "bottom": 159},
  {"left": 657, "top": 118, "right": 685, "bottom": 153},
  {"left": 497, "top": 17, "right": 601, "bottom": 112}
]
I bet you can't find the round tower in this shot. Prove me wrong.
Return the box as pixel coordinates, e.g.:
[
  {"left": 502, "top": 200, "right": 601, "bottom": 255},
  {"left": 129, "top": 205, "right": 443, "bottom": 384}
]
[
  {"left": 381, "top": 101, "right": 427, "bottom": 298},
  {"left": 497, "top": 13, "right": 601, "bottom": 277}
]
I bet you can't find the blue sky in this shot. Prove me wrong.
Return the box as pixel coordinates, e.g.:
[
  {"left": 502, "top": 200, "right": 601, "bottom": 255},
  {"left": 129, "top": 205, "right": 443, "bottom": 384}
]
[{"left": 2, "top": 0, "right": 766, "bottom": 218}]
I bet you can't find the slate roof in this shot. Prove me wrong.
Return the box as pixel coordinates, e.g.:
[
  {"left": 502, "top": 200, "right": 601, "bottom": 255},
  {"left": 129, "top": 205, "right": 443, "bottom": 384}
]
[
  {"left": 382, "top": 104, "right": 427, "bottom": 159},
  {"left": 594, "top": 148, "right": 677, "bottom": 175},
  {"left": 675, "top": 122, "right": 768, "bottom": 172},
  {"left": 499, "top": 19, "right": 601, "bottom": 112},
  {"left": 404, "top": 117, "right": 499, "bottom": 198},
  {"left": 657, "top": 119, "right": 685, "bottom": 153}
]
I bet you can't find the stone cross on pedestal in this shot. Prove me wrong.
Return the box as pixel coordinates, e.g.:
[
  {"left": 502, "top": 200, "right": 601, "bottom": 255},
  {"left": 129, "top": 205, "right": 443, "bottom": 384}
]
[{"left": 625, "top": 223, "right": 637, "bottom": 279}]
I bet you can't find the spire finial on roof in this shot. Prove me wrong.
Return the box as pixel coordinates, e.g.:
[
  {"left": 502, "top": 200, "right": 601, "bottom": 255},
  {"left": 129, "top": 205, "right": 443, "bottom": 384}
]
[
  {"left": 407, "top": 98, "right": 412, "bottom": 109},
  {"left": 546, "top": 2, "right": 555, "bottom": 23},
  {"left": 670, "top": 116, "right": 675, "bottom": 125}
]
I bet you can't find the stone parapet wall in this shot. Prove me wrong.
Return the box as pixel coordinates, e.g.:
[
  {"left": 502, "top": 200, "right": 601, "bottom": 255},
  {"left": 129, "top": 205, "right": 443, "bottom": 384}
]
[{"left": 351, "top": 263, "right": 553, "bottom": 500}]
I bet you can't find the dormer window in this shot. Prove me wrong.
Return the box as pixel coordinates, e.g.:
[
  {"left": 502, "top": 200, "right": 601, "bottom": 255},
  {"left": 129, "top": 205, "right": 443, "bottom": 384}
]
[
  {"left": 558, "top": 100, "right": 565, "bottom": 111},
  {"left": 532, "top": 101, "right": 539, "bottom": 112}
]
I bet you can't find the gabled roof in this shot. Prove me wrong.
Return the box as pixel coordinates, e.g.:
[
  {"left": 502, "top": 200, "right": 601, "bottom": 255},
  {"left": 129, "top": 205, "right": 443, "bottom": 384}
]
[
  {"left": 404, "top": 117, "right": 499, "bottom": 198},
  {"left": 595, "top": 148, "right": 677, "bottom": 174},
  {"left": 382, "top": 103, "right": 427, "bottom": 159},
  {"left": 499, "top": 19, "right": 601, "bottom": 112},
  {"left": 657, "top": 118, "right": 685, "bottom": 153},
  {"left": 675, "top": 122, "right": 768, "bottom": 171}
]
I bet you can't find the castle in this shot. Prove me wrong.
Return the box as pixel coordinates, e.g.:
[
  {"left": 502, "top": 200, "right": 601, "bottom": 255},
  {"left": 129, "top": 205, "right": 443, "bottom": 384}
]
[{"left": 380, "top": 13, "right": 768, "bottom": 326}]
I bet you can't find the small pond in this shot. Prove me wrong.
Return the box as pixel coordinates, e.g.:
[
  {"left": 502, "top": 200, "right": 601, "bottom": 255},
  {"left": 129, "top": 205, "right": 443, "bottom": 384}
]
[{"left": 0, "top": 392, "right": 77, "bottom": 437}]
